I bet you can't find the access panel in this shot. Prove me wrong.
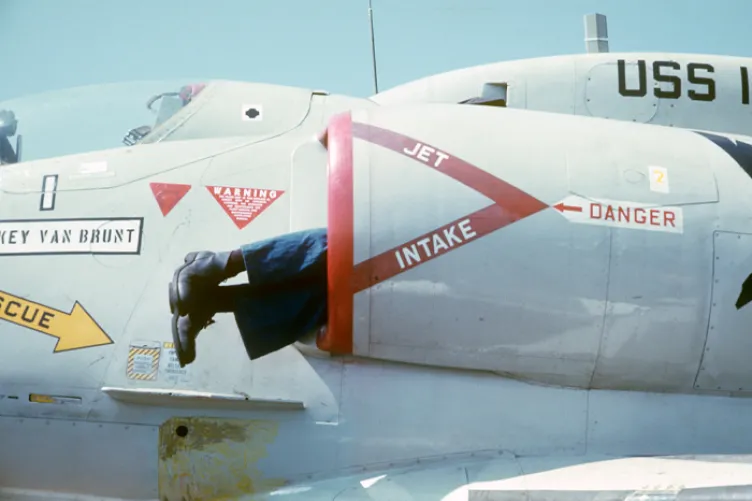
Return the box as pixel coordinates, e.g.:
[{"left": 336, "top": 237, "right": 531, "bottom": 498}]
[
  {"left": 694, "top": 231, "right": 752, "bottom": 392},
  {"left": 584, "top": 61, "right": 659, "bottom": 123}
]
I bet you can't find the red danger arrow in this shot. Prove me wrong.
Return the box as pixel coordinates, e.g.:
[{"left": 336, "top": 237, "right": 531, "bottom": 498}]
[{"left": 553, "top": 202, "right": 583, "bottom": 213}]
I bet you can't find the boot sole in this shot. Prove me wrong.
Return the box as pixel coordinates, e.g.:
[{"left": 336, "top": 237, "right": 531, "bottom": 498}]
[
  {"left": 169, "top": 252, "right": 199, "bottom": 368},
  {"left": 168, "top": 252, "right": 199, "bottom": 316},
  {"left": 171, "top": 310, "right": 194, "bottom": 368}
]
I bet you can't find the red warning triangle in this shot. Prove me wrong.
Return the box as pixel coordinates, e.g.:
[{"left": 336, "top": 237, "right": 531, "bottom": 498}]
[
  {"left": 150, "top": 183, "right": 192, "bottom": 216},
  {"left": 207, "top": 185, "right": 285, "bottom": 230}
]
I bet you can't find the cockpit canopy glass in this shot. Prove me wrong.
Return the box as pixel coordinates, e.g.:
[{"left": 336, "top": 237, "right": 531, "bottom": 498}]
[{"left": 0, "top": 80, "right": 206, "bottom": 163}]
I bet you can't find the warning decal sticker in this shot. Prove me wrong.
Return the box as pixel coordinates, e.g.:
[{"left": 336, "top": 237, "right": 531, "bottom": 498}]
[
  {"left": 150, "top": 183, "right": 192, "bottom": 216},
  {"left": 207, "top": 185, "right": 284, "bottom": 230},
  {"left": 552, "top": 194, "right": 683, "bottom": 233},
  {"left": 160, "top": 341, "right": 191, "bottom": 383},
  {"left": 126, "top": 342, "right": 161, "bottom": 381}
]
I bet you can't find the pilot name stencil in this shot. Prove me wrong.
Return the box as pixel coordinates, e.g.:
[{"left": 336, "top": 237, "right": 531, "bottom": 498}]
[
  {"left": 553, "top": 195, "right": 683, "bottom": 233},
  {"left": 0, "top": 218, "right": 143, "bottom": 255},
  {"left": 207, "top": 185, "right": 284, "bottom": 230}
]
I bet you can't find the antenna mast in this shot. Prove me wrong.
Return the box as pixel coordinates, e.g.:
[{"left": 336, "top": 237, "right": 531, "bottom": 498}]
[
  {"left": 584, "top": 13, "right": 609, "bottom": 53},
  {"left": 368, "top": 0, "right": 380, "bottom": 94}
]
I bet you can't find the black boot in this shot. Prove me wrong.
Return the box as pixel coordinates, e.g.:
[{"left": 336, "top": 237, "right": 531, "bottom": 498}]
[
  {"left": 171, "top": 310, "right": 214, "bottom": 367},
  {"left": 170, "top": 284, "right": 245, "bottom": 367},
  {"left": 170, "top": 284, "right": 241, "bottom": 367},
  {"left": 168, "top": 251, "right": 233, "bottom": 316}
]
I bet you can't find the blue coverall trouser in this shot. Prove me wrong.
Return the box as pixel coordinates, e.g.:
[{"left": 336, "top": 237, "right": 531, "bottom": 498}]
[{"left": 231, "top": 228, "right": 328, "bottom": 360}]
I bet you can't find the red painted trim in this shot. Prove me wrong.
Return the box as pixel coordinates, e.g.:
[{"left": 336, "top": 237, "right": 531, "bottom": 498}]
[
  {"left": 349, "top": 122, "right": 549, "bottom": 292},
  {"left": 317, "top": 112, "right": 354, "bottom": 355},
  {"left": 351, "top": 122, "right": 542, "bottom": 211},
  {"left": 352, "top": 203, "right": 533, "bottom": 293}
]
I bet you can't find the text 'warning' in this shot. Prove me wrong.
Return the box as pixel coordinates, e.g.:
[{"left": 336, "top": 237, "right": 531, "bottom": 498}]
[{"left": 207, "top": 186, "right": 284, "bottom": 230}]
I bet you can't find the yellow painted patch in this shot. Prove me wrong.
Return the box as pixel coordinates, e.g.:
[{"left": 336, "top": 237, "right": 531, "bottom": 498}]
[
  {"left": 29, "top": 394, "right": 55, "bottom": 404},
  {"left": 0, "top": 289, "right": 112, "bottom": 352},
  {"left": 126, "top": 343, "right": 161, "bottom": 381},
  {"left": 158, "top": 417, "right": 285, "bottom": 500}
]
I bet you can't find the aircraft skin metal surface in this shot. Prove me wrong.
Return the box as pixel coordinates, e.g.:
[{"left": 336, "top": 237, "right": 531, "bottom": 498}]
[
  {"left": 227, "top": 454, "right": 752, "bottom": 500},
  {"left": 2, "top": 101, "right": 752, "bottom": 499},
  {"left": 3, "top": 26, "right": 752, "bottom": 498},
  {"left": 324, "top": 104, "right": 750, "bottom": 395},
  {"left": 372, "top": 52, "right": 752, "bottom": 136},
  {"left": 139, "top": 80, "right": 373, "bottom": 145}
]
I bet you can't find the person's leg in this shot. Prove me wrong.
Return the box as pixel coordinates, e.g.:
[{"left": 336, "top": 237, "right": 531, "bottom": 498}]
[
  {"left": 230, "top": 271, "right": 327, "bottom": 361},
  {"left": 168, "top": 228, "right": 328, "bottom": 367}
]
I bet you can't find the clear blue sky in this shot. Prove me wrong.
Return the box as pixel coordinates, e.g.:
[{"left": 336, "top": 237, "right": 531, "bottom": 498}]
[
  {"left": 1, "top": 0, "right": 751, "bottom": 160},
  {"left": 2, "top": 0, "right": 751, "bottom": 100}
]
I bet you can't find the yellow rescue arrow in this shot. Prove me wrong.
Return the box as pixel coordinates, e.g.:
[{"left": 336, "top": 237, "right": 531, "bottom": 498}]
[{"left": 0, "top": 290, "right": 113, "bottom": 352}]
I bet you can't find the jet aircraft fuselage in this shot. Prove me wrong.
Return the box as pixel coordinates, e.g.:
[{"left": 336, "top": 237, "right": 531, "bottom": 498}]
[
  {"left": 375, "top": 52, "right": 752, "bottom": 138},
  {"left": 2, "top": 48, "right": 752, "bottom": 501}
]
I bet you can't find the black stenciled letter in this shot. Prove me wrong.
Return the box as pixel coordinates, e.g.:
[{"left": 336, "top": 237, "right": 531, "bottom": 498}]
[
  {"left": 618, "top": 59, "right": 647, "bottom": 97},
  {"left": 653, "top": 61, "right": 682, "bottom": 99},
  {"left": 687, "top": 63, "right": 716, "bottom": 101},
  {"left": 741, "top": 67, "right": 750, "bottom": 105}
]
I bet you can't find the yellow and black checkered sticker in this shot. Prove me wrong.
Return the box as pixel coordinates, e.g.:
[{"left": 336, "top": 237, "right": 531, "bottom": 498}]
[{"left": 126, "top": 343, "right": 161, "bottom": 381}]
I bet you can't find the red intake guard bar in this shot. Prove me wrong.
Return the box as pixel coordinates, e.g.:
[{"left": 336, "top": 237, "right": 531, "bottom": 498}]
[{"left": 318, "top": 113, "right": 355, "bottom": 354}]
